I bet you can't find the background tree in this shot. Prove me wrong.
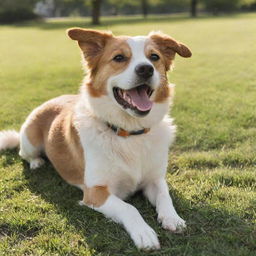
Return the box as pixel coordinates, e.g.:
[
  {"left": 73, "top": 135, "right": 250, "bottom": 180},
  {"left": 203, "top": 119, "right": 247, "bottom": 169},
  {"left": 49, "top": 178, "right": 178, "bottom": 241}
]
[
  {"left": 0, "top": 0, "right": 38, "bottom": 23},
  {"left": 149, "top": 0, "right": 189, "bottom": 14},
  {"left": 91, "top": 0, "right": 102, "bottom": 24},
  {"left": 191, "top": 0, "right": 198, "bottom": 17},
  {"left": 141, "top": 0, "right": 148, "bottom": 17},
  {"left": 107, "top": 0, "right": 140, "bottom": 16},
  {"left": 107, "top": 0, "right": 126, "bottom": 15},
  {"left": 203, "top": 0, "right": 253, "bottom": 15},
  {"left": 52, "top": 0, "right": 88, "bottom": 17}
]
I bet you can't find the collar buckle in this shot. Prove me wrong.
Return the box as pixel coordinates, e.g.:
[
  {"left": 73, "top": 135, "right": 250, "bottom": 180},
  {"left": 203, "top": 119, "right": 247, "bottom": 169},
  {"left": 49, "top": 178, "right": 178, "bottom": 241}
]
[{"left": 116, "top": 127, "right": 129, "bottom": 137}]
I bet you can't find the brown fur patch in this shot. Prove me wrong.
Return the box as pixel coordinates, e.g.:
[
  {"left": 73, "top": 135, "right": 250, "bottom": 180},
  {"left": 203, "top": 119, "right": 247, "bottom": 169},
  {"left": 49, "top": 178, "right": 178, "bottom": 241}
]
[
  {"left": 145, "top": 40, "right": 170, "bottom": 103},
  {"left": 68, "top": 28, "right": 132, "bottom": 98},
  {"left": 154, "top": 85, "right": 170, "bottom": 103},
  {"left": 149, "top": 32, "right": 192, "bottom": 71},
  {"left": 67, "top": 28, "right": 113, "bottom": 72},
  {"left": 86, "top": 81, "right": 106, "bottom": 98},
  {"left": 83, "top": 36, "right": 132, "bottom": 98},
  {"left": 83, "top": 185, "right": 110, "bottom": 207},
  {"left": 25, "top": 95, "right": 84, "bottom": 185},
  {"left": 145, "top": 33, "right": 191, "bottom": 102}
]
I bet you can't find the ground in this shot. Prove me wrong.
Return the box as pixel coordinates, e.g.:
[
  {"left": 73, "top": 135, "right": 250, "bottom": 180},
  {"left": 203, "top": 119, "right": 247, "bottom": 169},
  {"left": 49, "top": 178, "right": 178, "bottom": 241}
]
[{"left": 0, "top": 13, "right": 255, "bottom": 256}]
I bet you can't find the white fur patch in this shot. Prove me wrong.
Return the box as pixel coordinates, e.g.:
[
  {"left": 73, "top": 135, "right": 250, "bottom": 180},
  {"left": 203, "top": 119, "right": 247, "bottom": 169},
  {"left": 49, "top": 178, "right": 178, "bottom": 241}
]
[
  {"left": 144, "top": 178, "right": 186, "bottom": 233},
  {"left": 19, "top": 130, "right": 39, "bottom": 162},
  {"left": 0, "top": 130, "right": 19, "bottom": 151},
  {"left": 96, "top": 194, "right": 160, "bottom": 250},
  {"left": 75, "top": 102, "right": 176, "bottom": 199},
  {"left": 29, "top": 157, "right": 45, "bottom": 170}
]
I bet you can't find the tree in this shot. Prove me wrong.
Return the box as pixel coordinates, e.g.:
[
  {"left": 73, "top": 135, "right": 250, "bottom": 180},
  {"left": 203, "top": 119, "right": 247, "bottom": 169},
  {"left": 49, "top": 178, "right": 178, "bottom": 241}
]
[
  {"left": 107, "top": 0, "right": 141, "bottom": 16},
  {"left": 203, "top": 0, "right": 242, "bottom": 14},
  {"left": 149, "top": 0, "right": 190, "bottom": 14},
  {"left": 51, "top": 0, "right": 87, "bottom": 17},
  {"left": 107, "top": 0, "right": 125, "bottom": 15},
  {"left": 91, "top": 0, "right": 101, "bottom": 24},
  {"left": 191, "top": 0, "right": 198, "bottom": 17},
  {"left": 141, "top": 0, "right": 148, "bottom": 17},
  {"left": 0, "top": 0, "right": 37, "bottom": 23}
]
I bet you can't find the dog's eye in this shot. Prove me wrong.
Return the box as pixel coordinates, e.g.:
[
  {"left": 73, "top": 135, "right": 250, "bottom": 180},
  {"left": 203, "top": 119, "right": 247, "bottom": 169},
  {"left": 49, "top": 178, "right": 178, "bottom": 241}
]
[
  {"left": 113, "top": 54, "right": 126, "bottom": 62},
  {"left": 150, "top": 53, "right": 160, "bottom": 61}
]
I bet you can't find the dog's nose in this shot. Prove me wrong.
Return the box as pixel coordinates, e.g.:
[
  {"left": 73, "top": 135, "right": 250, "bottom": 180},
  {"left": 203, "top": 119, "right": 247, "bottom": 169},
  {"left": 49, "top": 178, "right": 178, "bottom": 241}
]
[{"left": 135, "top": 64, "right": 154, "bottom": 79}]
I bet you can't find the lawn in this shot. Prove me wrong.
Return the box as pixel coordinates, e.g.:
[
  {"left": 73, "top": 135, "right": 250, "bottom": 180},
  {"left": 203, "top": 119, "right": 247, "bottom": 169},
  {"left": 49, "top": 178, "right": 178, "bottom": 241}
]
[{"left": 0, "top": 13, "right": 256, "bottom": 255}]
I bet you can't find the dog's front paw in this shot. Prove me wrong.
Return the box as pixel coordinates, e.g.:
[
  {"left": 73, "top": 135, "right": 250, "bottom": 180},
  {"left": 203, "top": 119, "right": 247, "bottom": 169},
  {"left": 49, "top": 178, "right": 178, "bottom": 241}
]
[
  {"left": 30, "top": 158, "right": 45, "bottom": 170},
  {"left": 130, "top": 223, "right": 160, "bottom": 250},
  {"left": 158, "top": 213, "right": 186, "bottom": 233}
]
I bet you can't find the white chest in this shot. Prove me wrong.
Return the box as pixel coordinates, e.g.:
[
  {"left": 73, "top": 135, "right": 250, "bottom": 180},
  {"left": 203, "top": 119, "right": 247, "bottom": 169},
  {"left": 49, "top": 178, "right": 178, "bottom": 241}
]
[{"left": 79, "top": 119, "right": 175, "bottom": 199}]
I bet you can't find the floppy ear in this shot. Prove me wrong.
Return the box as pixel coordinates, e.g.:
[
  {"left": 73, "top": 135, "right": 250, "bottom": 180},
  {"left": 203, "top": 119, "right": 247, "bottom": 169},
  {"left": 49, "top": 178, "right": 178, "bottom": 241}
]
[
  {"left": 149, "top": 31, "right": 192, "bottom": 70},
  {"left": 67, "top": 28, "right": 113, "bottom": 68}
]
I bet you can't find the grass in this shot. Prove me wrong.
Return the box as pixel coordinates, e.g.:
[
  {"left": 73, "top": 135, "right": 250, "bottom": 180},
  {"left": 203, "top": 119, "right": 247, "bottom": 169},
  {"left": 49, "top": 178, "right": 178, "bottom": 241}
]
[{"left": 0, "top": 13, "right": 256, "bottom": 255}]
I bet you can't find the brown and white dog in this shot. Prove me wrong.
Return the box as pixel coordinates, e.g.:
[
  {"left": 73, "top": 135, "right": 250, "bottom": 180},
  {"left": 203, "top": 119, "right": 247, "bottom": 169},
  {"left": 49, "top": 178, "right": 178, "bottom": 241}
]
[{"left": 0, "top": 29, "right": 191, "bottom": 250}]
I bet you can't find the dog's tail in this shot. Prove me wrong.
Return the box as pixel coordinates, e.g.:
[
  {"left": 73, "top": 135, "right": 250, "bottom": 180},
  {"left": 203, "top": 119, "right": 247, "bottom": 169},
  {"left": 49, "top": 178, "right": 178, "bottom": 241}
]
[{"left": 0, "top": 130, "right": 20, "bottom": 151}]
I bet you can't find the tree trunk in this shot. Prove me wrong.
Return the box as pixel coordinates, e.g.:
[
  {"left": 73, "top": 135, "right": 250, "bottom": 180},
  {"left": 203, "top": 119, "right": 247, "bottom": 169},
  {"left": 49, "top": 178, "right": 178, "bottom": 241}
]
[
  {"left": 191, "top": 0, "right": 197, "bottom": 17},
  {"left": 141, "top": 0, "right": 148, "bottom": 18},
  {"left": 92, "top": 0, "right": 101, "bottom": 25}
]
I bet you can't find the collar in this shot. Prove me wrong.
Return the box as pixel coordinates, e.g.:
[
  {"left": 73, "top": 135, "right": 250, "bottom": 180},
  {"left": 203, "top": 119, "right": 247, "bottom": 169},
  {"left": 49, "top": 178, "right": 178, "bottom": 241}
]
[{"left": 107, "top": 123, "right": 150, "bottom": 137}]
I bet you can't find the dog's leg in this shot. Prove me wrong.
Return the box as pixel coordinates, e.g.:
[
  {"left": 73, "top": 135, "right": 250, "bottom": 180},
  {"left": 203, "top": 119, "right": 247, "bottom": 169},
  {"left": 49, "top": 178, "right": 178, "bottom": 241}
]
[
  {"left": 144, "top": 178, "right": 186, "bottom": 233},
  {"left": 19, "top": 128, "right": 44, "bottom": 170},
  {"left": 81, "top": 186, "right": 160, "bottom": 250}
]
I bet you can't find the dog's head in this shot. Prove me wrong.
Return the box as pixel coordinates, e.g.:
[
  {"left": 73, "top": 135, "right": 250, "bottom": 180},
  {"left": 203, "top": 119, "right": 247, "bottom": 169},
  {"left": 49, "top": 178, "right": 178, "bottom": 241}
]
[{"left": 67, "top": 28, "right": 191, "bottom": 125}]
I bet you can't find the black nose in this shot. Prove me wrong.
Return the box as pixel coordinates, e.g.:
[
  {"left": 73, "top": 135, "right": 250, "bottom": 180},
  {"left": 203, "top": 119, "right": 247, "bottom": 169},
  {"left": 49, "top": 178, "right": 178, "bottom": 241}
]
[{"left": 135, "top": 64, "right": 154, "bottom": 79}]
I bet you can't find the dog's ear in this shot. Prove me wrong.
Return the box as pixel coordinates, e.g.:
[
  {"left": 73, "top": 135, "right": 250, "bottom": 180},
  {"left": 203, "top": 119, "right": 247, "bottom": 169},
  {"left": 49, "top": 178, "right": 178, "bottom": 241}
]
[
  {"left": 67, "top": 28, "right": 113, "bottom": 67},
  {"left": 149, "top": 31, "right": 192, "bottom": 70}
]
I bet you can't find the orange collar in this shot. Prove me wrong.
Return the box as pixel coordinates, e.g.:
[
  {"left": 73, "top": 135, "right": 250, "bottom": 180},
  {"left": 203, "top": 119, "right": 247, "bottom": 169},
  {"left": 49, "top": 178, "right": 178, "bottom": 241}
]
[{"left": 107, "top": 123, "right": 150, "bottom": 137}]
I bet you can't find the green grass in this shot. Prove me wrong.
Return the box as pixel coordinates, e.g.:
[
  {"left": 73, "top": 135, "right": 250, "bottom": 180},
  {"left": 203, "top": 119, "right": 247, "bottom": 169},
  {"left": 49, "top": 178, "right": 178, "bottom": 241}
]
[{"left": 0, "top": 13, "right": 256, "bottom": 255}]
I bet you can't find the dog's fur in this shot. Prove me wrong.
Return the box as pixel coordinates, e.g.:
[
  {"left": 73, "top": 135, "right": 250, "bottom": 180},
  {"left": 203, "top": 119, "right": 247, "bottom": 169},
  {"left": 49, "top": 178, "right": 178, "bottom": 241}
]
[{"left": 0, "top": 29, "right": 191, "bottom": 250}]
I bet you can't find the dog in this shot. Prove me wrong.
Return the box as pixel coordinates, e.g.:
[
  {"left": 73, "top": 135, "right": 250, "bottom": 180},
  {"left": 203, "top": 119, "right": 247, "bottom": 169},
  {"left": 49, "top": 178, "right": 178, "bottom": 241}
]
[{"left": 0, "top": 28, "right": 191, "bottom": 250}]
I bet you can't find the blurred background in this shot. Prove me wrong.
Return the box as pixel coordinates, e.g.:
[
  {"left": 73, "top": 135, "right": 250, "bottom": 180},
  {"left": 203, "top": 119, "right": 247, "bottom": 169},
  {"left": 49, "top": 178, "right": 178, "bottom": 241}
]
[{"left": 1, "top": 0, "right": 256, "bottom": 24}]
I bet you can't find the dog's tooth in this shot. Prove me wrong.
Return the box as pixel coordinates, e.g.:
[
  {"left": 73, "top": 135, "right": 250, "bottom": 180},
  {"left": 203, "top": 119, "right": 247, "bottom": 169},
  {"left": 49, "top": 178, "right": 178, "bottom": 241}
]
[
  {"left": 124, "top": 92, "right": 128, "bottom": 100},
  {"left": 118, "top": 89, "right": 123, "bottom": 98},
  {"left": 128, "top": 95, "right": 132, "bottom": 105},
  {"left": 123, "top": 92, "right": 132, "bottom": 104}
]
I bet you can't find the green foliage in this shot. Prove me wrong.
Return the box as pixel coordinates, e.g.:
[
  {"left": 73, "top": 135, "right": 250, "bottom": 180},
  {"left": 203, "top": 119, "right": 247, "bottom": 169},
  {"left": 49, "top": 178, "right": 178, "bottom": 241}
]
[
  {"left": 150, "top": 0, "right": 190, "bottom": 9},
  {"left": 51, "top": 0, "right": 89, "bottom": 17},
  {"left": 108, "top": 0, "right": 139, "bottom": 7},
  {"left": 203, "top": 0, "right": 252, "bottom": 13},
  {"left": 0, "top": 0, "right": 37, "bottom": 23},
  {"left": 0, "top": 13, "right": 256, "bottom": 255},
  {"left": 107, "top": 0, "right": 190, "bottom": 14}
]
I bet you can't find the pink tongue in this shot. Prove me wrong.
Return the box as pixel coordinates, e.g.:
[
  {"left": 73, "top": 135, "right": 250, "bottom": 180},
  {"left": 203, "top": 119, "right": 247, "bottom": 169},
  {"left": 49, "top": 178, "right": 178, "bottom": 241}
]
[{"left": 126, "top": 86, "right": 153, "bottom": 112}]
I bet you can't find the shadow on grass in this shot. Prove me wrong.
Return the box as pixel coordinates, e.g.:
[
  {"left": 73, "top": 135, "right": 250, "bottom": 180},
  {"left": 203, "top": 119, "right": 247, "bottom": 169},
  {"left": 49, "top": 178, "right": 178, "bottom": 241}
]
[
  {"left": 1, "top": 150, "right": 255, "bottom": 255},
  {"left": 0, "top": 149, "right": 20, "bottom": 168}
]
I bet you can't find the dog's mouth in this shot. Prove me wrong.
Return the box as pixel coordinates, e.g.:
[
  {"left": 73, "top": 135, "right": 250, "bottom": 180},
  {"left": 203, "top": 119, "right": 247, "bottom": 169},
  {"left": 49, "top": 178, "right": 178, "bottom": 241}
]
[{"left": 113, "top": 84, "right": 154, "bottom": 116}]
